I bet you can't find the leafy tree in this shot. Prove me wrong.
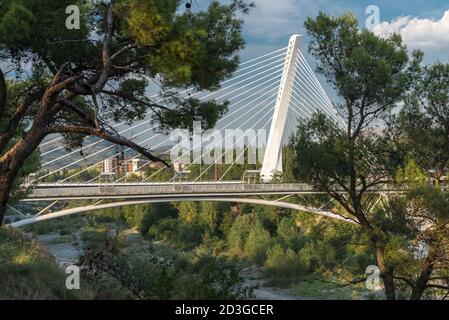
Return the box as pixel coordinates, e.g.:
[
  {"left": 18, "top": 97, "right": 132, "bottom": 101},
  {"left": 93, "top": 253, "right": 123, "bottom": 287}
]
[
  {"left": 0, "top": 0, "right": 252, "bottom": 223},
  {"left": 388, "top": 63, "right": 449, "bottom": 183},
  {"left": 380, "top": 161, "right": 449, "bottom": 299},
  {"left": 291, "top": 12, "right": 420, "bottom": 299},
  {"left": 140, "top": 202, "right": 178, "bottom": 234}
]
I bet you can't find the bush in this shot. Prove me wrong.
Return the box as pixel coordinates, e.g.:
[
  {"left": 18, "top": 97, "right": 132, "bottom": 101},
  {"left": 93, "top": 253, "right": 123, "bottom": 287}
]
[
  {"left": 79, "top": 241, "right": 254, "bottom": 300},
  {"left": 227, "top": 214, "right": 257, "bottom": 256},
  {"left": 122, "top": 205, "right": 148, "bottom": 228},
  {"left": 244, "top": 223, "right": 272, "bottom": 265},
  {"left": 95, "top": 207, "right": 123, "bottom": 223},
  {"left": 227, "top": 214, "right": 274, "bottom": 265},
  {"left": 298, "top": 240, "right": 337, "bottom": 273},
  {"left": 277, "top": 217, "right": 304, "bottom": 251},
  {"left": 0, "top": 227, "right": 91, "bottom": 299},
  {"left": 174, "top": 223, "right": 204, "bottom": 250},
  {"left": 147, "top": 218, "right": 178, "bottom": 240},
  {"left": 174, "top": 254, "right": 255, "bottom": 299},
  {"left": 263, "top": 244, "right": 305, "bottom": 278},
  {"left": 140, "top": 203, "right": 178, "bottom": 235}
]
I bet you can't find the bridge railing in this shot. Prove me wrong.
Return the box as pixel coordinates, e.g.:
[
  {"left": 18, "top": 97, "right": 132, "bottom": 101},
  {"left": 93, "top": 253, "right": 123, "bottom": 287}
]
[{"left": 27, "top": 183, "right": 315, "bottom": 199}]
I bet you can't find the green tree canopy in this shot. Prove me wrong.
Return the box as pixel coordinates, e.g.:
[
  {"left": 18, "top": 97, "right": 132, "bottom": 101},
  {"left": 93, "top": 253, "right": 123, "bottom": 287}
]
[
  {"left": 291, "top": 12, "right": 422, "bottom": 300},
  {"left": 0, "top": 0, "right": 252, "bottom": 223}
]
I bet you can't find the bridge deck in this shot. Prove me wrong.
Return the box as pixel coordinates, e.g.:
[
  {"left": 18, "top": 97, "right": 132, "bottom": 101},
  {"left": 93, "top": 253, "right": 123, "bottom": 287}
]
[{"left": 24, "top": 182, "right": 318, "bottom": 201}]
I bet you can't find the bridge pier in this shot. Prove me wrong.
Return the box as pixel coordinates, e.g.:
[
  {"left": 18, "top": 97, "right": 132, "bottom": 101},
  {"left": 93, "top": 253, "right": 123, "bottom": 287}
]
[{"left": 260, "top": 34, "right": 302, "bottom": 182}]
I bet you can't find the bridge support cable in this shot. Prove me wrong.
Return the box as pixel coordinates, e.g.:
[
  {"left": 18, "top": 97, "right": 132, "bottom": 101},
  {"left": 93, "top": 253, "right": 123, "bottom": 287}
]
[
  {"left": 218, "top": 109, "right": 274, "bottom": 181},
  {"left": 39, "top": 58, "right": 285, "bottom": 171},
  {"left": 289, "top": 96, "right": 313, "bottom": 120},
  {"left": 298, "top": 51, "right": 335, "bottom": 108},
  {"left": 36, "top": 49, "right": 287, "bottom": 180},
  {"left": 296, "top": 55, "right": 341, "bottom": 119},
  {"left": 83, "top": 75, "right": 283, "bottom": 183},
  {"left": 293, "top": 57, "right": 346, "bottom": 125},
  {"left": 37, "top": 47, "right": 287, "bottom": 151},
  {"left": 6, "top": 205, "right": 27, "bottom": 217},
  {"left": 291, "top": 79, "right": 330, "bottom": 117},
  {"left": 40, "top": 118, "right": 157, "bottom": 167},
  {"left": 194, "top": 104, "right": 275, "bottom": 182},
  {"left": 116, "top": 80, "right": 283, "bottom": 182},
  {"left": 297, "top": 53, "right": 385, "bottom": 172},
  {"left": 131, "top": 87, "right": 281, "bottom": 182},
  {"left": 181, "top": 95, "right": 277, "bottom": 182},
  {"left": 141, "top": 73, "right": 284, "bottom": 182},
  {"left": 34, "top": 123, "right": 161, "bottom": 183},
  {"left": 89, "top": 73, "right": 280, "bottom": 182},
  {"left": 38, "top": 62, "right": 285, "bottom": 183},
  {"left": 291, "top": 85, "right": 378, "bottom": 172},
  {"left": 35, "top": 200, "right": 60, "bottom": 217},
  {"left": 87, "top": 75, "right": 282, "bottom": 184},
  {"left": 292, "top": 54, "right": 384, "bottom": 173},
  {"left": 293, "top": 61, "right": 343, "bottom": 125},
  {"left": 112, "top": 67, "right": 283, "bottom": 182}
]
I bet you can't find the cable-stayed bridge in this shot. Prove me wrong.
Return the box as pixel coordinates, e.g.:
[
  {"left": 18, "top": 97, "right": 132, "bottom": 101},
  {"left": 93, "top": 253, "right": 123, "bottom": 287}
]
[{"left": 8, "top": 35, "right": 376, "bottom": 227}]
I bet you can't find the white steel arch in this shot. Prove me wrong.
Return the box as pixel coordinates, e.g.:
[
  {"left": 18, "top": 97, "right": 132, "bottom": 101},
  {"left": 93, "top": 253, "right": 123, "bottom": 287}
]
[
  {"left": 8, "top": 197, "right": 356, "bottom": 228},
  {"left": 261, "top": 34, "right": 303, "bottom": 182}
]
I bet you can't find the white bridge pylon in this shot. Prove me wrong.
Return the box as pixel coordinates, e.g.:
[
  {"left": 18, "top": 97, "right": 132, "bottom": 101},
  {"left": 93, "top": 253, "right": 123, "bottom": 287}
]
[{"left": 261, "top": 34, "right": 303, "bottom": 182}]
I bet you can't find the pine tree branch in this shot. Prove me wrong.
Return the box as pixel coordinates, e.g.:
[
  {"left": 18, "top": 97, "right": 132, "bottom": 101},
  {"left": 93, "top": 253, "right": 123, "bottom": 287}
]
[{"left": 47, "top": 124, "right": 169, "bottom": 166}]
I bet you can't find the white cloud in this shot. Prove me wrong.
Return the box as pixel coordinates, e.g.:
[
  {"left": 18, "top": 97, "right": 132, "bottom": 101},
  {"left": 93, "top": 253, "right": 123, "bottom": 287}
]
[{"left": 373, "top": 10, "right": 449, "bottom": 62}]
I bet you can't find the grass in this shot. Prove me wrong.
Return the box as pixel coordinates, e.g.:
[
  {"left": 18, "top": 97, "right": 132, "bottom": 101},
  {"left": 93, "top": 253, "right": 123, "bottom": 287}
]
[
  {"left": 289, "top": 276, "right": 375, "bottom": 300},
  {"left": 0, "top": 227, "right": 92, "bottom": 299}
]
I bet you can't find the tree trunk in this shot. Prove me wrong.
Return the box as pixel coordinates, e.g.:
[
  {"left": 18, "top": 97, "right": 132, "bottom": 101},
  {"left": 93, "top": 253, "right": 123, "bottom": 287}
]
[
  {"left": 0, "top": 129, "right": 45, "bottom": 225},
  {"left": 410, "top": 243, "right": 437, "bottom": 300},
  {"left": 355, "top": 203, "right": 397, "bottom": 300},
  {"left": 372, "top": 232, "right": 396, "bottom": 300}
]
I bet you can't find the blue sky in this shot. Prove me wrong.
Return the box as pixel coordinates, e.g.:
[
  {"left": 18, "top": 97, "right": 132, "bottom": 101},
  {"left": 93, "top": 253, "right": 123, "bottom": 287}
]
[
  {"left": 229, "top": 0, "right": 449, "bottom": 63},
  {"left": 200, "top": 0, "right": 448, "bottom": 103}
]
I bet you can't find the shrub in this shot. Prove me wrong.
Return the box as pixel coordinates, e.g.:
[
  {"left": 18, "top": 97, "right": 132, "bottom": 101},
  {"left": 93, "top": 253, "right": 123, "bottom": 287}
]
[
  {"left": 298, "top": 240, "right": 337, "bottom": 273},
  {"left": 174, "top": 254, "right": 255, "bottom": 299},
  {"left": 0, "top": 227, "right": 91, "bottom": 299},
  {"left": 95, "top": 207, "right": 123, "bottom": 223},
  {"left": 122, "top": 205, "right": 148, "bottom": 228},
  {"left": 227, "top": 214, "right": 254, "bottom": 256},
  {"left": 140, "top": 203, "right": 178, "bottom": 235},
  {"left": 174, "top": 223, "right": 204, "bottom": 250},
  {"left": 263, "top": 244, "right": 305, "bottom": 278},
  {"left": 244, "top": 223, "right": 272, "bottom": 265},
  {"left": 147, "top": 218, "right": 178, "bottom": 240},
  {"left": 277, "top": 217, "right": 303, "bottom": 251}
]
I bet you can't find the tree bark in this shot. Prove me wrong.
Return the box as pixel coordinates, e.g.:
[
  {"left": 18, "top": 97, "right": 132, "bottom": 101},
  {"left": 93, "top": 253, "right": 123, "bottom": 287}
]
[
  {"left": 374, "top": 237, "right": 396, "bottom": 300},
  {"left": 0, "top": 129, "right": 46, "bottom": 224},
  {"left": 410, "top": 242, "right": 438, "bottom": 300},
  {"left": 353, "top": 198, "right": 396, "bottom": 300}
]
